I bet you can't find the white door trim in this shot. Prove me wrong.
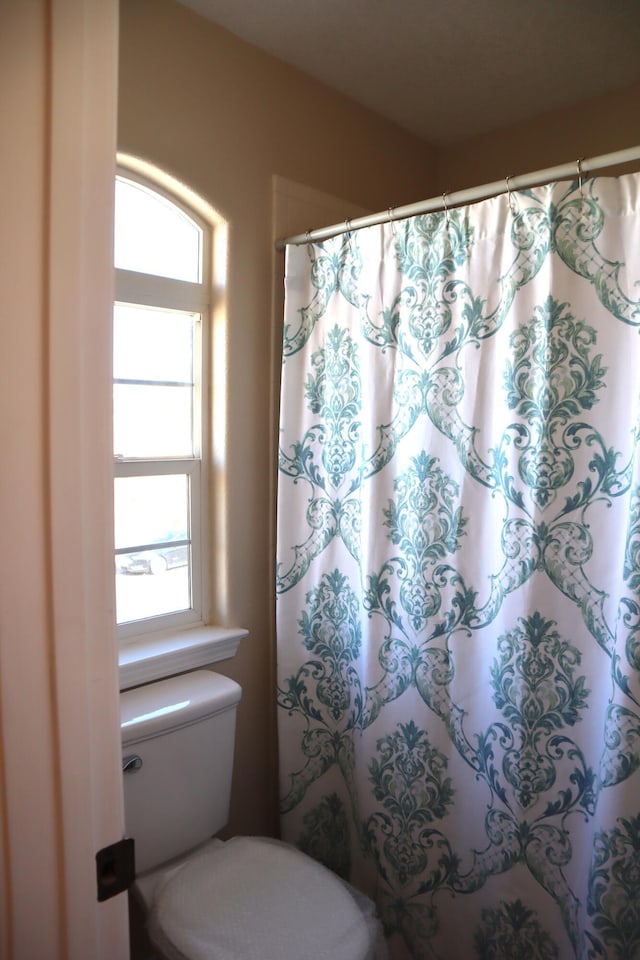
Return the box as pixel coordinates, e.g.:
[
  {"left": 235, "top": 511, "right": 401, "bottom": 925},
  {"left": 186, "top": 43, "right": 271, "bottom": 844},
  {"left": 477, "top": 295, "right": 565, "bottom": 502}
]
[{"left": 0, "top": 2, "right": 128, "bottom": 957}]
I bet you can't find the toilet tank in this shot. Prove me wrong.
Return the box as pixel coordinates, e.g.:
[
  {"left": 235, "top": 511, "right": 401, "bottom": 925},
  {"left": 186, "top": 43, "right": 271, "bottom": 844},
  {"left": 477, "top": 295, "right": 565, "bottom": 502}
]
[{"left": 120, "top": 670, "right": 242, "bottom": 874}]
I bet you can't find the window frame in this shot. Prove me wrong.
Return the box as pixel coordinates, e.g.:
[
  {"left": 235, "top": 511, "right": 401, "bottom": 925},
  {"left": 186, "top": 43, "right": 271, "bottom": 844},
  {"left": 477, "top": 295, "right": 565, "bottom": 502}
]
[{"left": 114, "top": 167, "right": 212, "bottom": 644}]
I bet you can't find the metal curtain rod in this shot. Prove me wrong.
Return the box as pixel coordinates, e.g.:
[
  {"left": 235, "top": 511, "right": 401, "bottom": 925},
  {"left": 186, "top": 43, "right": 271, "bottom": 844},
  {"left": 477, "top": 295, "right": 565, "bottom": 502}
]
[{"left": 276, "top": 144, "right": 640, "bottom": 250}]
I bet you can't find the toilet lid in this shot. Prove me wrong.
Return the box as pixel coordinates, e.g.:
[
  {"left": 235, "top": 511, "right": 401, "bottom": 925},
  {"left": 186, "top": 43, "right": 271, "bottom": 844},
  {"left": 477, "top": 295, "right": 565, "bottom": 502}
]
[{"left": 149, "top": 836, "right": 372, "bottom": 960}]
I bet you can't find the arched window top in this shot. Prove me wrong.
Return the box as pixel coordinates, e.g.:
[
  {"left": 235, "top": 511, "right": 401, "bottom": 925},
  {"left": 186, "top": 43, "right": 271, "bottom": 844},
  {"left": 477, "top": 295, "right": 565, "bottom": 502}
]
[{"left": 114, "top": 175, "right": 203, "bottom": 283}]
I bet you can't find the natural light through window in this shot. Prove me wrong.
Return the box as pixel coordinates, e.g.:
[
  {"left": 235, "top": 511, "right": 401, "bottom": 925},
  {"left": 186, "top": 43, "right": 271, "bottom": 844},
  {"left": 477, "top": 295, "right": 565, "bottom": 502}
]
[
  {"left": 114, "top": 172, "right": 209, "bottom": 638},
  {"left": 113, "top": 304, "right": 197, "bottom": 458},
  {"left": 114, "top": 177, "right": 203, "bottom": 282}
]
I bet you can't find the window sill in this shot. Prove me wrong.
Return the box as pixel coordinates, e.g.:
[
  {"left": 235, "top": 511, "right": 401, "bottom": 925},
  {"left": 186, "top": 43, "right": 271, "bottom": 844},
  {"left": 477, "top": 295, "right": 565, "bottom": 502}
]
[{"left": 118, "top": 624, "right": 248, "bottom": 690}]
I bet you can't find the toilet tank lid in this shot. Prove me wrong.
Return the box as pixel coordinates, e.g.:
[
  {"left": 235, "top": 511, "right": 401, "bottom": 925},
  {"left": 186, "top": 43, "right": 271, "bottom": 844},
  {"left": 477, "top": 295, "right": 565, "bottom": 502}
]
[{"left": 121, "top": 670, "right": 242, "bottom": 744}]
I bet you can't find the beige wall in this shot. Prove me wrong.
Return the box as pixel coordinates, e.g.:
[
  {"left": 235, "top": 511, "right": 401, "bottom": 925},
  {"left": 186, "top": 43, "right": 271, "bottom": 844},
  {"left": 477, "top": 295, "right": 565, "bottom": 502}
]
[
  {"left": 118, "top": 0, "right": 436, "bottom": 838},
  {"left": 118, "top": 0, "right": 640, "bottom": 842},
  {"left": 434, "top": 81, "right": 640, "bottom": 192}
]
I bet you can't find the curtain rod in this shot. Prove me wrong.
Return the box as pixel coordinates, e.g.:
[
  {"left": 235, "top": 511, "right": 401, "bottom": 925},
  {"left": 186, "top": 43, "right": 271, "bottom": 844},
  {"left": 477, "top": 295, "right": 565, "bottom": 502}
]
[{"left": 276, "top": 144, "right": 640, "bottom": 251}]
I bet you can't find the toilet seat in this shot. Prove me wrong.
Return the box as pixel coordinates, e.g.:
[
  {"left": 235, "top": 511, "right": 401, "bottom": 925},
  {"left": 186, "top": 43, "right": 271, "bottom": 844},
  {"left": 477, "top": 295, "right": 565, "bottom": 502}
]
[{"left": 146, "top": 836, "right": 376, "bottom": 960}]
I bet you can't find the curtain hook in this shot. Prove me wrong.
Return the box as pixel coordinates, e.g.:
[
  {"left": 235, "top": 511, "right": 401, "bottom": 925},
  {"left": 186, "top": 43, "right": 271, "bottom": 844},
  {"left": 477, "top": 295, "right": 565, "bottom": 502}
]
[
  {"left": 344, "top": 218, "right": 354, "bottom": 254},
  {"left": 305, "top": 230, "right": 312, "bottom": 245},
  {"left": 442, "top": 192, "right": 450, "bottom": 226},
  {"left": 577, "top": 157, "right": 584, "bottom": 198},
  {"left": 388, "top": 207, "right": 397, "bottom": 238},
  {"left": 505, "top": 175, "right": 518, "bottom": 216}
]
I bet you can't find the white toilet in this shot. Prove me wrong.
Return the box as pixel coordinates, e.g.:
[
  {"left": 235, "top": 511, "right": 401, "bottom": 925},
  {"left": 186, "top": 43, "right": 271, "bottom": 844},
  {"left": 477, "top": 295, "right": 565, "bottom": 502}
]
[{"left": 120, "top": 670, "right": 386, "bottom": 960}]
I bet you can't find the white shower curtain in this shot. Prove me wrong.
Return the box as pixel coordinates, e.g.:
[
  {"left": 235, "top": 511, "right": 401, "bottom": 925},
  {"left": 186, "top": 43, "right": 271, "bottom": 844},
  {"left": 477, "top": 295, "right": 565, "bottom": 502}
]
[{"left": 276, "top": 173, "right": 640, "bottom": 959}]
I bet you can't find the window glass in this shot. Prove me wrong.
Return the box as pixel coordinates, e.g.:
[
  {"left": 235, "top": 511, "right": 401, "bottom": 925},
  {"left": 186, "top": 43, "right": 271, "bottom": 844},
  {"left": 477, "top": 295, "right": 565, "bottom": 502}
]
[
  {"left": 116, "top": 551, "right": 191, "bottom": 624},
  {"left": 114, "top": 474, "right": 190, "bottom": 550},
  {"left": 114, "top": 177, "right": 202, "bottom": 282},
  {"left": 114, "top": 304, "right": 195, "bottom": 383},
  {"left": 113, "top": 385, "right": 194, "bottom": 460},
  {"left": 115, "top": 474, "right": 191, "bottom": 625},
  {"left": 113, "top": 304, "right": 196, "bottom": 459}
]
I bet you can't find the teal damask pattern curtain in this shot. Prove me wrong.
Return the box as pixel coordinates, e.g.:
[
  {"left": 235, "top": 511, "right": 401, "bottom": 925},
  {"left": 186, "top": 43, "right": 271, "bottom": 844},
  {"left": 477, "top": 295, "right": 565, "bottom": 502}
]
[{"left": 276, "top": 174, "right": 640, "bottom": 960}]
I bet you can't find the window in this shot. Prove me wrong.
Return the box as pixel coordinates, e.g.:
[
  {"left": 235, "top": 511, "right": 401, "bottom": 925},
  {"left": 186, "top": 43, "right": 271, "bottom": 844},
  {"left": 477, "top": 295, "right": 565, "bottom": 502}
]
[{"left": 113, "top": 171, "right": 210, "bottom": 640}]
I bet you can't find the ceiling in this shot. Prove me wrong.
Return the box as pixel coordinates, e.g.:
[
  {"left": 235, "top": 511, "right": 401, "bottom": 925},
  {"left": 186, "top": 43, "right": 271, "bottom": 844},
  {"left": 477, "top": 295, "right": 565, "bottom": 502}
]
[{"left": 177, "top": 0, "right": 640, "bottom": 145}]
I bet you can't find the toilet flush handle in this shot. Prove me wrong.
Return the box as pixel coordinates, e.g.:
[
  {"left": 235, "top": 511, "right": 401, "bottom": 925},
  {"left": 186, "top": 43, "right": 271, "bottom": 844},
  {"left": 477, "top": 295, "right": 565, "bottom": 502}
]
[{"left": 122, "top": 754, "right": 143, "bottom": 773}]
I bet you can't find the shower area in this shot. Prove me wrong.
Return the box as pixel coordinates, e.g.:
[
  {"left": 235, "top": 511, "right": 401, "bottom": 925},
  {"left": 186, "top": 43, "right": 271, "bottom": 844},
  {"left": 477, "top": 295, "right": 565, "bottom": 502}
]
[{"left": 275, "top": 152, "right": 640, "bottom": 959}]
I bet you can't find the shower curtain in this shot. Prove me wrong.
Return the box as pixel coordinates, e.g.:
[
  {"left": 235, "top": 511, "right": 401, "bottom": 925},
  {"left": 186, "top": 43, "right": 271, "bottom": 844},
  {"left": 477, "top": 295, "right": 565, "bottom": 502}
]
[{"left": 276, "top": 173, "right": 640, "bottom": 960}]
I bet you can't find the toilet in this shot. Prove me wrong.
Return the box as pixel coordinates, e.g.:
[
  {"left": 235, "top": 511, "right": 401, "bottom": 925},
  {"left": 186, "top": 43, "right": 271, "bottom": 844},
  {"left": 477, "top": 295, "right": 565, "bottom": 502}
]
[{"left": 120, "top": 670, "right": 387, "bottom": 960}]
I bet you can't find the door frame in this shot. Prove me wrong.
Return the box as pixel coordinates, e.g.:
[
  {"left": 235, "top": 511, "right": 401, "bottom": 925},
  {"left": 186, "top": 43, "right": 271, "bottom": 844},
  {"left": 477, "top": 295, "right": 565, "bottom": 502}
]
[{"left": 0, "top": 2, "right": 128, "bottom": 957}]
